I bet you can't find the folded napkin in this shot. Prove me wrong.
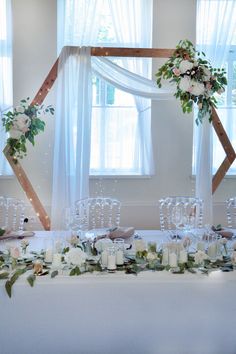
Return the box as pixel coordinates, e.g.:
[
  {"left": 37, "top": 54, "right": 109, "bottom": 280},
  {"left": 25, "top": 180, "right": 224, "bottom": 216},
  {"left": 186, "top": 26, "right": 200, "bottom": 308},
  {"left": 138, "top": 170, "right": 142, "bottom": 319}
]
[
  {"left": 0, "top": 230, "right": 35, "bottom": 240},
  {"left": 108, "top": 227, "right": 135, "bottom": 240}
]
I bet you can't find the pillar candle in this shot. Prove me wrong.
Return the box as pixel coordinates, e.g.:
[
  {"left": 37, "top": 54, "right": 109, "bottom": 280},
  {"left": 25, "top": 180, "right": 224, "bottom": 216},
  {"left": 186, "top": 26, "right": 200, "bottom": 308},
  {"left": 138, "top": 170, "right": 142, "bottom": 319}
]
[
  {"left": 101, "top": 250, "right": 108, "bottom": 267},
  {"left": 169, "top": 252, "right": 177, "bottom": 267},
  {"left": 179, "top": 249, "right": 187, "bottom": 263},
  {"left": 107, "top": 255, "right": 116, "bottom": 270},
  {"left": 162, "top": 249, "right": 169, "bottom": 265},
  {"left": 208, "top": 243, "right": 217, "bottom": 259},
  {"left": 116, "top": 250, "right": 124, "bottom": 266},
  {"left": 197, "top": 242, "right": 205, "bottom": 252},
  {"left": 52, "top": 253, "right": 62, "bottom": 268},
  {"left": 45, "top": 249, "right": 53, "bottom": 263}
]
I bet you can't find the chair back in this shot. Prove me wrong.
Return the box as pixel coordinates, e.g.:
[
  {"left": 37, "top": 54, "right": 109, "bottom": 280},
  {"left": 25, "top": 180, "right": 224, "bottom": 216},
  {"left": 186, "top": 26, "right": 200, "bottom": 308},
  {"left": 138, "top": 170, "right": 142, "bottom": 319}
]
[
  {"left": 226, "top": 197, "right": 236, "bottom": 228},
  {"left": 0, "top": 196, "right": 25, "bottom": 231},
  {"left": 158, "top": 196, "right": 203, "bottom": 231},
  {"left": 74, "top": 197, "right": 121, "bottom": 231}
]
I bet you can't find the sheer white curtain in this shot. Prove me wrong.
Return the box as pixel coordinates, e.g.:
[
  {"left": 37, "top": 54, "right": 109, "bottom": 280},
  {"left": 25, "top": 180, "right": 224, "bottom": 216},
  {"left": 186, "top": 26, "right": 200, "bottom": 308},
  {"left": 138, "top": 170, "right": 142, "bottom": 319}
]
[
  {"left": 108, "top": 0, "right": 154, "bottom": 174},
  {"left": 195, "top": 0, "right": 236, "bottom": 225},
  {"left": 0, "top": 0, "right": 12, "bottom": 175},
  {"left": 51, "top": 47, "right": 92, "bottom": 228},
  {"left": 53, "top": 0, "right": 154, "bottom": 228}
]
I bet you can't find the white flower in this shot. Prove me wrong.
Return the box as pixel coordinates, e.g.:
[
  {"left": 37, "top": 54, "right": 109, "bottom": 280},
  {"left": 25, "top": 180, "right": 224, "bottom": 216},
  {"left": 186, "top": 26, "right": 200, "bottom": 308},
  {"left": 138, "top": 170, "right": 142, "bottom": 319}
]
[
  {"left": 10, "top": 247, "right": 20, "bottom": 259},
  {"left": 20, "top": 239, "right": 29, "bottom": 248},
  {"left": 194, "top": 250, "right": 209, "bottom": 265},
  {"left": 179, "top": 77, "right": 191, "bottom": 92},
  {"left": 231, "top": 251, "right": 236, "bottom": 264},
  {"left": 95, "top": 238, "right": 113, "bottom": 253},
  {"left": 9, "top": 128, "right": 23, "bottom": 140},
  {"left": 146, "top": 252, "right": 157, "bottom": 261},
  {"left": 68, "top": 235, "right": 79, "bottom": 247},
  {"left": 13, "top": 114, "right": 30, "bottom": 132},
  {"left": 179, "top": 60, "right": 193, "bottom": 73},
  {"left": 189, "top": 81, "right": 205, "bottom": 96},
  {"left": 65, "top": 248, "right": 87, "bottom": 266},
  {"left": 202, "top": 66, "right": 211, "bottom": 81},
  {"left": 134, "top": 239, "right": 146, "bottom": 252}
]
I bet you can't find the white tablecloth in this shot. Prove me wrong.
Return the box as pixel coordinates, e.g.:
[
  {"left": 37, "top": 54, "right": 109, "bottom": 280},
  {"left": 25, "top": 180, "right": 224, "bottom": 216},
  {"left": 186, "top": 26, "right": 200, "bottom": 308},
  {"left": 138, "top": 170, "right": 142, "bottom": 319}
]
[{"left": 0, "top": 231, "right": 236, "bottom": 354}]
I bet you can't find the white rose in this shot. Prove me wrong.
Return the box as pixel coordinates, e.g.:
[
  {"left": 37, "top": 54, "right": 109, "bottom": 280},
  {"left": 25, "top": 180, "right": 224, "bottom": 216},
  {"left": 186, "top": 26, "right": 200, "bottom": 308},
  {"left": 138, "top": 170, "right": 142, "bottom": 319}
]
[
  {"left": 9, "top": 128, "right": 23, "bottom": 140},
  {"left": 134, "top": 239, "right": 146, "bottom": 252},
  {"left": 202, "top": 66, "right": 211, "bottom": 81},
  {"left": 13, "top": 114, "right": 30, "bottom": 132},
  {"left": 194, "top": 250, "right": 209, "bottom": 265},
  {"left": 179, "top": 77, "right": 191, "bottom": 92},
  {"left": 146, "top": 252, "right": 158, "bottom": 261},
  {"left": 190, "top": 81, "right": 205, "bottom": 96},
  {"left": 179, "top": 60, "right": 193, "bottom": 73},
  {"left": 65, "top": 248, "right": 87, "bottom": 266},
  {"left": 95, "top": 238, "right": 113, "bottom": 253}
]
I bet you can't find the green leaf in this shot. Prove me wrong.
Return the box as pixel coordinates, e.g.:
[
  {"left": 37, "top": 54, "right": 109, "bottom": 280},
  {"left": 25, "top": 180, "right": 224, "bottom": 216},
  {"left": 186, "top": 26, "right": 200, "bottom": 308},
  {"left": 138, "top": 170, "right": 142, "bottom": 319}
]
[
  {"left": 51, "top": 270, "right": 58, "bottom": 278},
  {"left": 5, "top": 280, "right": 12, "bottom": 298},
  {"left": 27, "top": 274, "right": 36, "bottom": 287},
  {"left": 0, "top": 272, "right": 9, "bottom": 279},
  {"left": 0, "top": 228, "right": 5, "bottom": 236}
]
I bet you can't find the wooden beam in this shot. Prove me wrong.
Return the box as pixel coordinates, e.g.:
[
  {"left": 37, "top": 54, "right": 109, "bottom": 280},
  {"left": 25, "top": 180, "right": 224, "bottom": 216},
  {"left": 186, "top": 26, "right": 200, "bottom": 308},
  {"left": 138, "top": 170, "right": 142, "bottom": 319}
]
[
  {"left": 212, "top": 157, "right": 232, "bottom": 194},
  {"left": 212, "top": 107, "right": 235, "bottom": 162},
  {"left": 3, "top": 145, "right": 50, "bottom": 230},
  {"left": 90, "top": 47, "right": 175, "bottom": 58},
  {"left": 3, "top": 45, "right": 235, "bottom": 229},
  {"left": 212, "top": 106, "right": 236, "bottom": 193},
  {"left": 32, "top": 47, "right": 175, "bottom": 106}
]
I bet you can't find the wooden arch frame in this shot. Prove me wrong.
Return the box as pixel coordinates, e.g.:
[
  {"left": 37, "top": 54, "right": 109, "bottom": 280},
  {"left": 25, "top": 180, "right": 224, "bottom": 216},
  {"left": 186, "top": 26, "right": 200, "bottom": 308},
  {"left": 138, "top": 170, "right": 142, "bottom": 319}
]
[{"left": 3, "top": 46, "right": 235, "bottom": 230}]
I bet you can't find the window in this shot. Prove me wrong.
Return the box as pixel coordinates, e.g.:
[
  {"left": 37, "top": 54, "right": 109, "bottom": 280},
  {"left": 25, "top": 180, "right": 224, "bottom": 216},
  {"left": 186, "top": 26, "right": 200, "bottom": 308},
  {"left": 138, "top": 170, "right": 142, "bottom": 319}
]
[
  {"left": 0, "top": 0, "right": 13, "bottom": 176},
  {"left": 58, "top": 0, "right": 153, "bottom": 176},
  {"left": 193, "top": 0, "right": 236, "bottom": 175}
]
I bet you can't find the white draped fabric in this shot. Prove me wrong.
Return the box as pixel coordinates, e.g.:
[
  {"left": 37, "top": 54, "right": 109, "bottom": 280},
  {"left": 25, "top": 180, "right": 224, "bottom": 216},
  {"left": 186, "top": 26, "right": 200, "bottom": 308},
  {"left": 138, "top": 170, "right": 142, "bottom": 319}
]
[
  {"left": 51, "top": 46, "right": 174, "bottom": 228},
  {"left": 51, "top": 47, "right": 92, "bottom": 228},
  {"left": 0, "top": 0, "right": 12, "bottom": 175},
  {"left": 108, "top": 0, "right": 154, "bottom": 175},
  {"left": 53, "top": 0, "right": 156, "bottom": 228},
  {"left": 195, "top": 0, "right": 236, "bottom": 225}
]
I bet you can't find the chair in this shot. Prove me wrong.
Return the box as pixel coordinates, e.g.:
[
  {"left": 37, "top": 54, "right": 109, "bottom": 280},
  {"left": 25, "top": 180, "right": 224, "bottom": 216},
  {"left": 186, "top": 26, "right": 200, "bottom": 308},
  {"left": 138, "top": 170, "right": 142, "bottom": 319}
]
[
  {"left": 74, "top": 197, "right": 121, "bottom": 233},
  {"left": 0, "top": 196, "right": 25, "bottom": 231},
  {"left": 158, "top": 196, "right": 203, "bottom": 231},
  {"left": 226, "top": 197, "right": 236, "bottom": 228}
]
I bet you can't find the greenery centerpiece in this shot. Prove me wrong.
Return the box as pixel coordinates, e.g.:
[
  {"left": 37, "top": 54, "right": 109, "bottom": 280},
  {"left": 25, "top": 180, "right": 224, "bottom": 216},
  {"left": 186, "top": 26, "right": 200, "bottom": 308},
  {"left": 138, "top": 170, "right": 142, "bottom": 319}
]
[
  {"left": 156, "top": 39, "right": 227, "bottom": 124},
  {"left": 1, "top": 97, "right": 54, "bottom": 159}
]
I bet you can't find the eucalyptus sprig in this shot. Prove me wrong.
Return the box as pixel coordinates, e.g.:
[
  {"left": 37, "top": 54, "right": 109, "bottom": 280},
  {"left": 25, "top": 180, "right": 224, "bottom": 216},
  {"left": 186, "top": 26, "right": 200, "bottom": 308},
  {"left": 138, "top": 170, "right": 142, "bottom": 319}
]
[
  {"left": 2, "top": 97, "right": 54, "bottom": 160},
  {"left": 156, "top": 39, "right": 227, "bottom": 124}
]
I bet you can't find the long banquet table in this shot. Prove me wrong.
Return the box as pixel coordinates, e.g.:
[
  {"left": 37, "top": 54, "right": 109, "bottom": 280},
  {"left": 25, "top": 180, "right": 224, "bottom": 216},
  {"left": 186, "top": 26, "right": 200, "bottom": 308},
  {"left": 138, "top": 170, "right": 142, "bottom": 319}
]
[{"left": 1, "top": 230, "right": 236, "bottom": 354}]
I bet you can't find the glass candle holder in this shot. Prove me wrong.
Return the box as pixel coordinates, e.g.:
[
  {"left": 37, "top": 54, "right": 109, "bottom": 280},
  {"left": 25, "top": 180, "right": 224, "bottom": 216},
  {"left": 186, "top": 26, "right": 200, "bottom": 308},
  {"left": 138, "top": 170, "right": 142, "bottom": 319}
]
[
  {"left": 107, "top": 246, "right": 117, "bottom": 270},
  {"left": 114, "top": 238, "right": 124, "bottom": 266}
]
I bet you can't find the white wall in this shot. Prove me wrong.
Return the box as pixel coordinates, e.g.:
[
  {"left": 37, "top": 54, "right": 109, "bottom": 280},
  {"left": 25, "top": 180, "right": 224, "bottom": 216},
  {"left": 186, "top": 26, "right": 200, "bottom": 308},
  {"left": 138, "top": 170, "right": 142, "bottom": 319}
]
[{"left": 0, "top": 0, "right": 235, "bottom": 229}]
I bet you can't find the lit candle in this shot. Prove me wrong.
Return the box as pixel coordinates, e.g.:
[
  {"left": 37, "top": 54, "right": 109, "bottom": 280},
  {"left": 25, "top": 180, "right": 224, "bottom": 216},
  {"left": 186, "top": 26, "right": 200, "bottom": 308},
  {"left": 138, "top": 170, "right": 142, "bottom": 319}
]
[
  {"left": 162, "top": 248, "right": 169, "bottom": 265},
  {"left": 169, "top": 252, "right": 177, "bottom": 267},
  {"left": 179, "top": 249, "right": 187, "bottom": 263},
  {"left": 45, "top": 249, "right": 53, "bottom": 263},
  {"left": 116, "top": 250, "right": 124, "bottom": 266}
]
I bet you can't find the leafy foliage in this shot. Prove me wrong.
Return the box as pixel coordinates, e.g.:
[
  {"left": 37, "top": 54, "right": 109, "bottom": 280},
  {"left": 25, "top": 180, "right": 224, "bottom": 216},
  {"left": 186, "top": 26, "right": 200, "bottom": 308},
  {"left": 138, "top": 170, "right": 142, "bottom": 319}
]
[
  {"left": 156, "top": 39, "right": 227, "bottom": 124},
  {"left": 2, "top": 97, "right": 54, "bottom": 159}
]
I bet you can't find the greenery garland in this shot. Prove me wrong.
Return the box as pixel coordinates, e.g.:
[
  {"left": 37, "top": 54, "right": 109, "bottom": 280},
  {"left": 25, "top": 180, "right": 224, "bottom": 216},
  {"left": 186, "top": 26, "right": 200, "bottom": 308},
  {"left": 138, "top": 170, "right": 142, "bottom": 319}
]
[{"left": 156, "top": 40, "right": 227, "bottom": 124}]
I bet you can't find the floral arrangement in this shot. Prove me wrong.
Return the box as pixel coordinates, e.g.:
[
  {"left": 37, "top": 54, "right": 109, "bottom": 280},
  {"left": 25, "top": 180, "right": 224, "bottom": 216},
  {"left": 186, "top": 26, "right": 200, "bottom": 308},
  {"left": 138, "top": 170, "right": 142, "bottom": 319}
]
[
  {"left": 156, "top": 40, "right": 227, "bottom": 124},
  {"left": 0, "top": 234, "right": 236, "bottom": 298},
  {"left": 1, "top": 98, "right": 54, "bottom": 159}
]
